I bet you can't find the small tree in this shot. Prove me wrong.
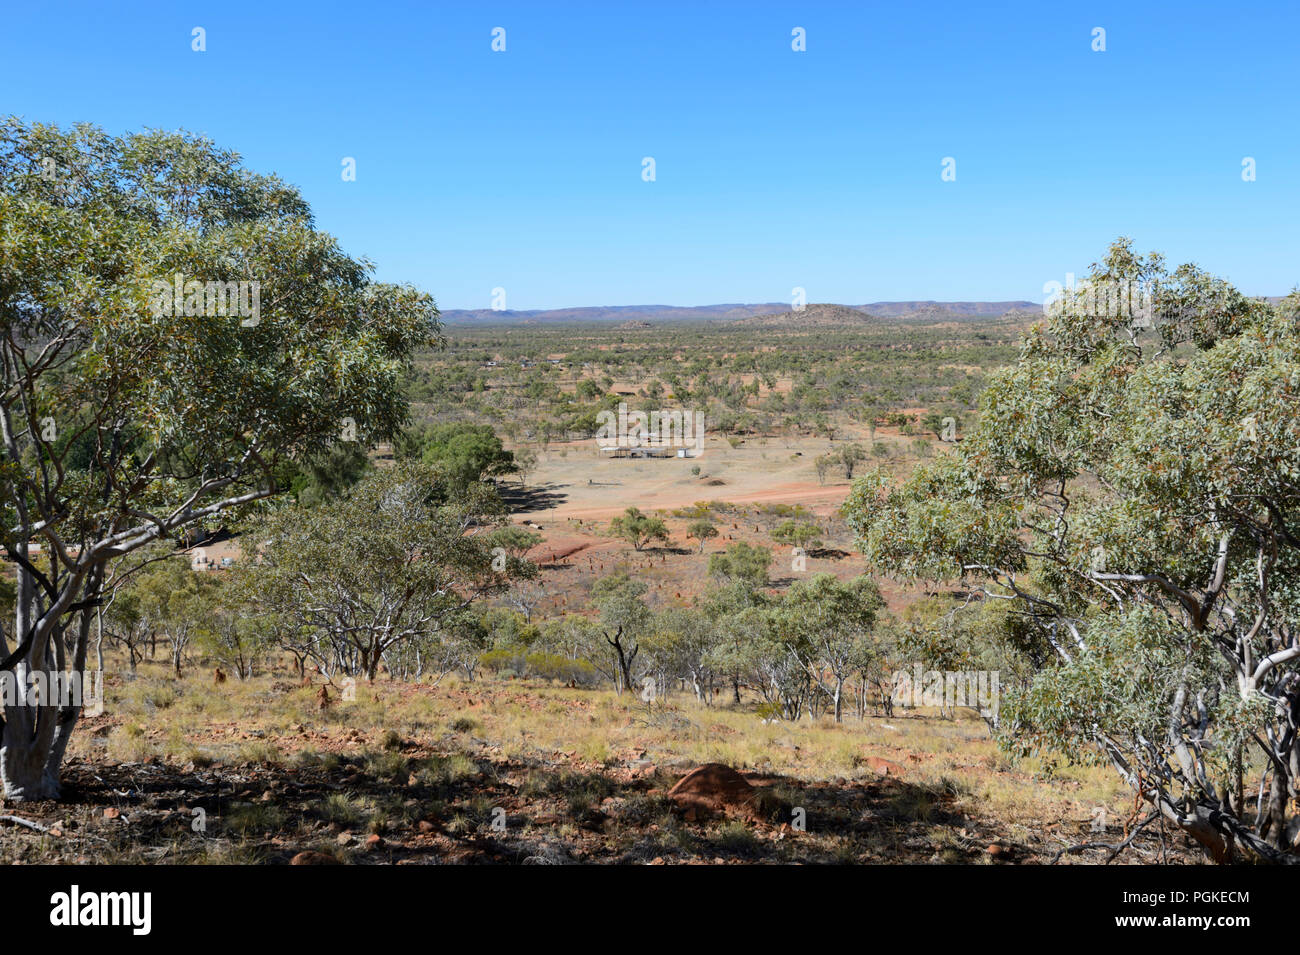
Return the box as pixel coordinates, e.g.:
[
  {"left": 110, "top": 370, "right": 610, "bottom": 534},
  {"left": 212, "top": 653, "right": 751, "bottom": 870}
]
[
  {"left": 198, "top": 587, "right": 275, "bottom": 680},
  {"left": 774, "top": 574, "right": 884, "bottom": 722},
  {"left": 814, "top": 453, "right": 837, "bottom": 485},
  {"left": 102, "top": 588, "right": 152, "bottom": 674},
  {"left": 705, "top": 545, "right": 773, "bottom": 703},
  {"left": 920, "top": 410, "right": 946, "bottom": 438},
  {"left": 770, "top": 519, "right": 823, "bottom": 553},
  {"left": 591, "top": 572, "right": 650, "bottom": 693},
  {"left": 396, "top": 422, "right": 517, "bottom": 491},
  {"left": 645, "top": 606, "right": 719, "bottom": 704},
  {"left": 132, "top": 557, "right": 208, "bottom": 677},
  {"left": 707, "top": 542, "right": 772, "bottom": 588},
  {"left": 513, "top": 447, "right": 538, "bottom": 485},
  {"left": 440, "top": 613, "right": 493, "bottom": 683},
  {"left": 839, "top": 443, "right": 867, "bottom": 479},
  {"left": 686, "top": 519, "right": 718, "bottom": 553},
  {"left": 609, "top": 506, "right": 669, "bottom": 552},
  {"left": 507, "top": 580, "right": 548, "bottom": 624},
  {"left": 240, "top": 463, "right": 534, "bottom": 681}
]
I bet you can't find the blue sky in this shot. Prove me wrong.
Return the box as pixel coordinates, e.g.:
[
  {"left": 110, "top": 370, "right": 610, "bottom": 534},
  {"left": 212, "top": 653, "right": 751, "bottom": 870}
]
[{"left": 3, "top": 1, "right": 1297, "bottom": 309}]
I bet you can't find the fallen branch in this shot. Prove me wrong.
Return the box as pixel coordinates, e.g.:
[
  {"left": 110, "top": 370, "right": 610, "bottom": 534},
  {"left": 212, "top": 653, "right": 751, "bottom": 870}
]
[
  {"left": 0, "top": 814, "right": 51, "bottom": 832},
  {"left": 1047, "top": 841, "right": 1116, "bottom": 864},
  {"left": 1047, "top": 812, "right": 1158, "bottom": 865}
]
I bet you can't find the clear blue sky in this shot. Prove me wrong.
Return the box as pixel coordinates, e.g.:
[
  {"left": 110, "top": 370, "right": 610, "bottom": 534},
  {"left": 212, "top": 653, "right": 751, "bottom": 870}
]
[{"left": 3, "top": 1, "right": 1297, "bottom": 309}]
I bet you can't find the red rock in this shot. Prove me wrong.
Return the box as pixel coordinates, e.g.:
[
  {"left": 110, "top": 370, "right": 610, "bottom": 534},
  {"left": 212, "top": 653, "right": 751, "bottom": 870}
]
[
  {"left": 290, "top": 851, "right": 340, "bottom": 865},
  {"left": 862, "top": 756, "right": 905, "bottom": 776},
  {"left": 102, "top": 807, "right": 120, "bottom": 819},
  {"left": 667, "top": 763, "right": 770, "bottom": 821},
  {"left": 364, "top": 833, "right": 384, "bottom": 849}
]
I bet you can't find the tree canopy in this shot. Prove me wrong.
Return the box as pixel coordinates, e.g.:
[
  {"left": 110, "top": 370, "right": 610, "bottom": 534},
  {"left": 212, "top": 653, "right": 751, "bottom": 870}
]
[
  {"left": 236, "top": 462, "right": 534, "bottom": 681},
  {"left": 396, "top": 422, "right": 516, "bottom": 492},
  {"left": 845, "top": 238, "right": 1300, "bottom": 862},
  {"left": 0, "top": 119, "right": 439, "bottom": 799}
]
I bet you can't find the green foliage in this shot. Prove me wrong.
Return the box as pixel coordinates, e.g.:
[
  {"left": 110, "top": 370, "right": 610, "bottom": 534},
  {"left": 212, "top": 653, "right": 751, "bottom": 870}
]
[
  {"left": 839, "top": 443, "right": 867, "bottom": 479},
  {"left": 480, "top": 648, "right": 597, "bottom": 684},
  {"left": 193, "top": 579, "right": 277, "bottom": 679},
  {"left": 0, "top": 119, "right": 439, "bottom": 798},
  {"left": 289, "top": 441, "right": 372, "bottom": 506},
  {"left": 608, "top": 506, "right": 669, "bottom": 551},
  {"left": 590, "top": 571, "right": 651, "bottom": 637},
  {"left": 396, "top": 422, "right": 516, "bottom": 492},
  {"left": 685, "top": 519, "right": 718, "bottom": 552},
  {"left": 707, "top": 542, "right": 771, "bottom": 588},
  {"left": 845, "top": 238, "right": 1300, "bottom": 860},
  {"left": 769, "top": 519, "right": 823, "bottom": 550},
  {"left": 237, "top": 462, "right": 534, "bottom": 680}
]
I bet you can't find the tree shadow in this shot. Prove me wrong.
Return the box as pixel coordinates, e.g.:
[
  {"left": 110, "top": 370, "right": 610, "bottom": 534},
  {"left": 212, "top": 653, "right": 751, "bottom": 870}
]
[
  {"left": 35, "top": 749, "right": 1185, "bottom": 865},
  {"left": 498, "top": 483, "right": 568, "bottom": 514}
]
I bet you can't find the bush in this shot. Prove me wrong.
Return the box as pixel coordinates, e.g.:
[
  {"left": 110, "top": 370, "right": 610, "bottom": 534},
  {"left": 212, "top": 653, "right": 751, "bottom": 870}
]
[
  {"left": 526, "top": 652, "right": 599, "bottom": 685},
  {"left": 480, "top": 648, "right": 599, "bottom": 685}
]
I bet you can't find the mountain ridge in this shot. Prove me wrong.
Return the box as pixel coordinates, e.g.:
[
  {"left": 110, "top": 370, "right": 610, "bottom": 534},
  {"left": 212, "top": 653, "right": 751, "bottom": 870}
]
[{"left": 441, "top": 300, "right": 1042, "bottom": 325}]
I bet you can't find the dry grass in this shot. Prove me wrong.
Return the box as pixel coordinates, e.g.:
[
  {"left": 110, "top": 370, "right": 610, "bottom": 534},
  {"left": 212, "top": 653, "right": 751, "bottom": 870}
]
[{"left": 6, "top": 651, "right": 1192, "bottom": 865}]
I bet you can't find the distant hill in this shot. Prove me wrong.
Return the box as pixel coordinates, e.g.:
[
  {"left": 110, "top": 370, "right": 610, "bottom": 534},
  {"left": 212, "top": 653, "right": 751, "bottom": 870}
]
[
  {"left": 440, "top": 303, "right": 790, "bottom": 324},
  {"left": 856, "top": 300, "right": 1038, "bottom": 319},
  {"left": 441, "top": 300, "right": 1041, "bottom": 325},
  {"left": 730, "top": 303, "right": 879, "bottom": 328}
]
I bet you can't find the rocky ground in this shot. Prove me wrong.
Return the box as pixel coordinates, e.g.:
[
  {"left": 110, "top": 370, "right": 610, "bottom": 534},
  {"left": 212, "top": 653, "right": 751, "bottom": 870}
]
[{"left": 0, "top": 674, "right": 1201, "bottom": 865}]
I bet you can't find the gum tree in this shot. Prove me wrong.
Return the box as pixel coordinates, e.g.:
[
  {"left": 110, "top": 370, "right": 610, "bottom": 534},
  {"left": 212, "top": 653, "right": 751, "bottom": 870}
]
[
  {"left": 609, "top": 506, "right": 668, "bottom": 552},
  {"left": 773, "top": 573, "right": 884, "bottom": 722},
  {"left": 686, "top": 518, "right": 718, "bottom": 553},
  {"left": 770, "top": 519, "right": 823, "bottom": 553},
  {"left": 590, "top": 571, "right": 653, "bottom": 693},
  {"left": 846, "top": 239, "right": 1300, "bottom": 862},
  {"left": 0, "top": 120, "right": 438, "bottom": 799},
  {"left": 237, "top": 463, "right": 535, "bottom": 681}
]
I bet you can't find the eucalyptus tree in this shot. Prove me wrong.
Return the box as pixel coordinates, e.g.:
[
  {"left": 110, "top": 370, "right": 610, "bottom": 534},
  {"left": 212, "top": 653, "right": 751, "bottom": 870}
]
[
  {"left": 846, "top": 238, "right": 1300, "bottom": 862},
  {"left": 642, "top": 605, "right": 718, "bottom": 704},
  {"left": 0, "top": 120, "right": 438, "bottom": 799},
  {"left": 704, "top": 542, "right": 773, "bottom": 704},
  {"left": 609, "top": 507, "right": 669, "bottom": 552},
  {"left": 130, "top": 555, "right": 208, "bottom": 677},
  {"left": 197, "top": 601, "right": 275, "bottom": 681},
  {"left": 741, "top": 606, "right": 812, "bottom": 720},
  {"left": 590, "top": 571, "right": 651, "bottom": 693},
  {"left": 770, "top": 519, "right": 824, "bottom": 553},
  {"left": 706, "top": 541, "right": 772, "bottom": 588},
  {"left": 239, "top": 463, "right": 535, "bottom": 681},
  {"left": 773, "top": 574, "right": 884, "bottom": 722},
  {"left": 680, "top": 519, "right": 713, "bottom": 554}
]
